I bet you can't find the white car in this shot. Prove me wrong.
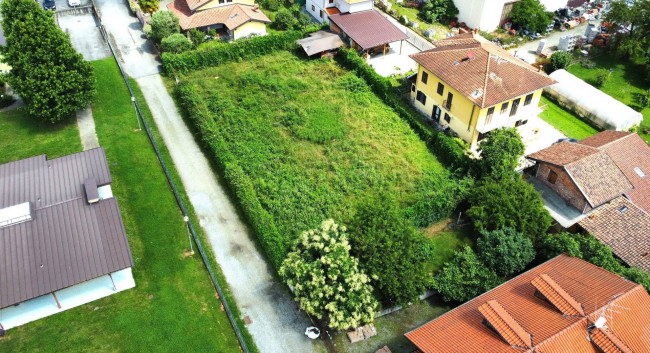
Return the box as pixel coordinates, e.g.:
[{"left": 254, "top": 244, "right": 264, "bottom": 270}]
[{"left": 68, "top": 0, "right": 81, "bottom": 6}]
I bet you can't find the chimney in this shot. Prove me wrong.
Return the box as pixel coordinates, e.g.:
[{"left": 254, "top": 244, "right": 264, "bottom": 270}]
[
  {"left": 253, "top": 4, "right": 259, "bottom": 11},
  {"left": 84, "top": 177, "right": 100, "bottom": 204},
  {"left": 474, "top": 28, "right": 479, "bottom": 34}
]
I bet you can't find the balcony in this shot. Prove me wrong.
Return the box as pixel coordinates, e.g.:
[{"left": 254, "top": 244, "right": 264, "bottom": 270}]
[
  {"left": 477, "top": 106, "right": 542, "bottom": 133},
  {"left": 442, "top": 99, "right": 452, "bottom": 111}
]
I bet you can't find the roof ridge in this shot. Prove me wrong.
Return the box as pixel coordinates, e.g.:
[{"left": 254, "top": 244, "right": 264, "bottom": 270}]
[
  {"left": 596, "top": 132, "right": 636, "bottom": 150},
  {"left": 591, "top": 328, "right": 634, "bottom": 353},
  {"left": 480, "top": 52, "right": 491, "bottom": 108},
  {"left": 531, "top": 274, "right": 585, "bottom": 316},
  {"left": 479, "top": 300, "right": 532, "bottom": 348}
]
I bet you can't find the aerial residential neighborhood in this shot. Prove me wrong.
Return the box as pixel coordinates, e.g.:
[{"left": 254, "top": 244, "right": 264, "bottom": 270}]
[{"left": 0, "top": 0, "right": 648, "bottom": 352}]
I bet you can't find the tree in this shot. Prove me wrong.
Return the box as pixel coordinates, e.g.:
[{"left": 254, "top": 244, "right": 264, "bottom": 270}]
[
  {"left": 297, "top": 11, "right": 312, "bottom": 29},
  {"left": 1, "top": 0, "right": 95, "bottom": 123},
  {"left": 536, "top": 232, "right": 582, "bottom": 259},
  {"left": 467, "top": 178, "right": 552, "bottom": 240},
  {"left": 274, "top": 8, "right": 294, "bottom": 30},
  {"left": 139, "top": 0, "right": 159, "bottom": 13},
  {"left": 150, "top": 10, "right": 180, "bottom": 43},
  {"left": 348, "top": 196, "right": 430, "bottom": 306},
  {"left": 477, "top": 128, "right": 525, "bottom": 180},
  {"left": 434, "top": 246, "right": 502, "bottom": 303},
  {"left": 476, "top": 228, "right": 535, "bottom": 276},
  {"left": 188, "top": 28, "right": 205, "bottom": 47},
  {"left": 550, "top": 51, "right": 572, "bottom": 72},
  {"left": 419, "top": 0, "right": 458, "bottom": 24},
  {"left": 509, "top": 0, "right": 553, "bottom": 34},
  {"left": 279, "top": 219, "right": 378, "bottom": 330},
  {"left": 604, "top": 0, "right": 650, "bottom": 61},
  {"left": 160, "top": 33, "right": 193, "bottom": 53}
]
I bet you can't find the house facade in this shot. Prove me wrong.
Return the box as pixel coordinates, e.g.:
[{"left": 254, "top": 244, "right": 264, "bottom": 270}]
[
  {"left": 168, "top": 0, "right": 271, "bottom": 41},
  {"left": 306, "top": 0, "right": 373, "bottom": 24},
  {"left": 409, "top": 33, "right": 555, "bottom": 147}
]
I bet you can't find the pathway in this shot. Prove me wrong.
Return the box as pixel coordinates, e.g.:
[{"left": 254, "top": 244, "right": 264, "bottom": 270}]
[{"left": 76, "top": 106, "right": 99, "bottom": 150}]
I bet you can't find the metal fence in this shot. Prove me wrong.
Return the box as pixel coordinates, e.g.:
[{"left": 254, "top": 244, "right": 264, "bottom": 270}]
[{"left": 406, "top": 30, "right": 434, "bottom": 51}]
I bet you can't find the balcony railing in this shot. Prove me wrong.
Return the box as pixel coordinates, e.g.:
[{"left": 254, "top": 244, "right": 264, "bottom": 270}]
[
  {"left": 442, "top": 99, "right": 452, "bottom": 111},
  {"left": 477, "top": 106, "right": 542, "bottom": 133}
]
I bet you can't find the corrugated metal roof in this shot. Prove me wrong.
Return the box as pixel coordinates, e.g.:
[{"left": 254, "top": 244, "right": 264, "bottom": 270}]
[
  {"left": 328, "top": 10, "right": 408, "bottom": 50},
  {"left": 297, "top": 30, "right": 344, "bottom": 56},
  {"left": 0, "top": 148, "right": 133, "bottom": 309}
]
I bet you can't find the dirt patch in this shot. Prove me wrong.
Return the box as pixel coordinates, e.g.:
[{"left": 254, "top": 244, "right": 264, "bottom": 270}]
[{"left": 182, "top": 249, "right": 194, "bottom": 258}]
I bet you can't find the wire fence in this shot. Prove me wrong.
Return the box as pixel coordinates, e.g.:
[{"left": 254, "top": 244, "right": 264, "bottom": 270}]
[{"left": 90, "top": 4, "right": 252, "bottom": 353}]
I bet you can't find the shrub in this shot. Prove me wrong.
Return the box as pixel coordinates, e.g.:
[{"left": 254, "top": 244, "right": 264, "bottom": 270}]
[
  {"left": 536, "top": 232, "right": 582, "bottom": 259},
  {"left": 510, "top": 0, "right": 553, "bottom": 33},
  {"left": 150, "top": 10, "right": 180, "bottom": 43},
  {"left": 139, "top": 0, "right": 159, "bottom": 14},
  {"left": 419, "top": 0, "right": 458, "bottom": 24},
  {"left": 434, "top": 246, "right": 502, "bottom": 303},
  {"left": 261, "top": 0, "right": 279, "bottom": 11},
  {"left": 143, "top": 24, "right": 152, "bottom": 37},
  {"left": 274, "top": 8, "right": 295, "bottom": 30},
  {"left": 594, "top": 68, "right": 611, "bottom": 87},
  {"left": 188, "top": 28, "right": 205, "bottom": 47},
  {"left": 128, "top": 0, "right": 140, "bottom": 14},
  {"left": 550, "top": 51, "right": 572, "bottom": 72},
  {"left": 477, "top": 128, "right": 525, "bottom": 180},
  {"left": 476, "top": 228, "right": 535, "bottom": 276},
  {"left": 621, "top": 267, "right": 650, "bottom": 292},
  {"left": 279, "top": 219, "right": 378, "bottom": 330},
  {"left": 638, "top": 89, "right": 650, "bottom": 108},
  {"left": 160, "top": 33, "right": 193, "bottom": 53},
  {"left": 297, "top": 11, "right": 312, "bottom": 29}
]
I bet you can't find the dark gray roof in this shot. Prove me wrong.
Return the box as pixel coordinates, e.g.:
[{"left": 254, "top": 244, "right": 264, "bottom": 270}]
[
  {"left": 297, "top": 30, "right": 344, "bottom": 56},
  {"left": 0, "top": 148, "right": 133, "bottom": 309},
  {"left": 328, "top": 10, "right": 408, "bottom": 50}
]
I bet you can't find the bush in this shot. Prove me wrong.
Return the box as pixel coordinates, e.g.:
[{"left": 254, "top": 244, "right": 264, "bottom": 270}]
[
  {"left": 550, "top": 51, "right": 572, "bottom": 72},
  {"left": 594, "top": 68, "right": 611, "bottom": 87},
  {"left": 476, "top": 228, "right": 535, "bottom": 276},
  {"left": 621, "top": 267, "right": 650, "bottom": 292},
  {"left": 536, "top": 232, "right": 582, "bottom": 259},
  {"left": 188, "top": 28, "right": 205, "bottom": 47},
  {"left": 150, "top": 10, "right": 180, "bottom": 43},
  {"left": 274, "top": 8, "right": 295, "bottom": 30},
  {"left": 510, "top": 0, "right": 553, "bottom": 33},
  {"left": 434, "top": 246, "right": 502, "bottom": 303},
  {"left": 143, "top": 24, "right": 152, "bottom": 37},
  {"left": 139, "top": 0, "right": 159, "bottom": 14},
  {"left": 477, "top": 128, "right": 525, "bottom": 180},
  {"left": 467, "top": 178, "right": 551, "bottom": 240},
  {"left": 419, "top": 0, "right": 458, "bottom": 24},
  {"left": 160, "top": 33, "right": 193, "bottom": 53},
  {"left": 638, "top": 89, "right": 650, "bottom": 108},
  {"left": 261, "top": 0, "right": 279, "bottom": 11},
  {"left": 128, "top": 0, "right": 140, "bottom": 14},
  {"left": 297, "top": 11, "right": 311, "bottom": 29}
]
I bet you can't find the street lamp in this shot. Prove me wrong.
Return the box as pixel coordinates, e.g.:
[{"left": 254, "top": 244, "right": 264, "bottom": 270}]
[{"left": 131, "top": 96, "right": 141, "bottom": 130}]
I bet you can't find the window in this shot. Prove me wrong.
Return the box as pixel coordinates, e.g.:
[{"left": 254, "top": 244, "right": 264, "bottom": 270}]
[
  {"left": 634, "top": 167, "right": 646, "bottom": 178},
  {"left": 416, "top": 90, "right": 427, "bottom": 105},
  {"left": 524, "top": 93, "right": 533, "bottom": 106},
  {"left": 478, "top": 132, "right": 487, "bottom": 141},
  {"left": 319, "top": 10, "right": 323, "bottom": 18},
  {"left": 329, "top": 0, "right": 333, "bottom": 3},
  {"left": 618, "top": 206, "right": 628, "bottom": 213},
  {"left": 500, "top": 102, "right": 509, "bottom": 114},
  {"left": 421, "top": 71, "right": 428, "bottom": 84},
  {"left": 411, "top": 84, "right": 415, "bottom": 92},
  {"left": 485, "top": 107, "right": 495, "bottom": 125},
  {"left": 444, "top": 113, "right": 451, "bottom": 123},
  {"left": 510, "top": 98, "right": 520, "bottom": 117},
  {"left": 219, "top": 0, "right": 224, "bottom": 3},
  {"left": 445, "top": 92, "right": 453, "bottom": 110},
  {"left": 547, "top": 170, "right": 558, "bottom": 184},
  {"left": 311, "top": 4, "right": 315, "bottom": 11},
  {"left": 437, "top": 82, "right": 444, "bottom": 95}
]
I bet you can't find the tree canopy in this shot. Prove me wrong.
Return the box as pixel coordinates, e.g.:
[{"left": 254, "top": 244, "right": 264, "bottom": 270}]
[
  {"left": 419, "top": 0, "right": 458, "bottom": 24},
  {"left": 510, "top": 0, "right": 554, "bottom": 33},
  {"left": 476, "top": 227, "right": 535, "bottom": 276},
  {"left": 1, "top": 0, "right": 95, "bottom": 123},
  {"left": 279, "top": 219, "right": 378, "bottom": 330},
  {"left": 348, "top": 196, "right": 430, "bottom": 306},
  {"left": 604, "top": 0, "right": 650, "bottom": 66},
  {"left": 477, "top": 128, "right": 525, "bottom": 180},
  {"left": 434, "top": 246, "right": 502, "bottom": 303},
  {"left": 150, "top": 10, "right": 180, "bottom": 44},
  {"left": 550, "top": 51, "right": 572, "bottom": 72},
  {"left": 160, "top": 33, "right": 193, "bottom": 53}
]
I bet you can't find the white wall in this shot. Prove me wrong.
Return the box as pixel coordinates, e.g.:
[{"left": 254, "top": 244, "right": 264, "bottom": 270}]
[
  {"left": 540, "top": 0, "right": 568, "bottom": 11},
  {"left": 307, "top": 0, "right": 327, "bottom": 23},
  {"left": 233, "top": 23, "right": 268, "bottom": 40},
  {"left": 336, "top": 0, "right": 373, "bottom": 14},
  {"left": 0, "top": 268, "right": 136, "bottom": 330},
  {"left": 453, "top": 0, "right": 507, "bottom": 32}
]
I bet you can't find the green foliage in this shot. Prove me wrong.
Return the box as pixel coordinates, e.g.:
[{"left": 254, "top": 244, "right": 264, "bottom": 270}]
[
  {"left": 476, "top": 228, "right": 535, "bottom": 276},
  {"left": 160, "top": 33, "right": 193, "bottom": 53},
  {"left": 639, "top": 89, "right": 650, "bottom": 108},
  {"left": 510, "top": 0, "right": 553, "bottom": 33},
  {"left": 419, "top": 0, "right": 458, "bottom": 24},
  {"left": 620, "top": 267, "right": 650, "bottom": 292},
  {"left": 162, "top": 30, "right": 306, "bottom": 74},
  {"left": 280, "top": 220, "right": 378, "bottom": 330},
  {"left": 274, "top": 8, "right": 295, "bottom": 30},
  {"left": 605, "top": 0, "right": 650, "bottom": 61},
  {"left": 434, "top": 246, "right": 502, "bottom": 303},
  {"left": 0, "top": 0, "right": 95, "bottom": 123},
  {"left": 139, "top": 0, "right": 158, "bottom": 13},
  {"left": 260, "top": 0, "right": 279, "bottom": 11},
  {"left": 348, "top": 196, "right": 430, "bottom": 306},
  {"left": 188, "top": 28, "right": 206, "bottom": 47},
  {"left": 467, "top": 178, "right": 551, "bottom": 239},
  {"left": 298, "top": 11, "right": 312, "bottom": 29},
  {"left": 403, "top": 176, "right": 473, "bottom": 227},
  {"left": 536, "top": 232, "right": 583, "bottom": 259},
  {"left": 594, "top": 68, "right": 611, "bottom": 87},
  {"left": 150, "top": 10, "right": 180, "bottom": 43},
  {"left": 477, "top": 128, "right": 525, "bottom": 180},
  {"left": 550, "top": 51, "right": 572, "bottom": 72}
]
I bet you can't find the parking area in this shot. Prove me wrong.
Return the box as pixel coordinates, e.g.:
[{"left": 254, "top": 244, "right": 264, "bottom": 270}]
[
  {"left": 55, "top": 7, "right": 110, "bottom": 61},
  {"left": 368, "top": 40, "right": 419, "bottom": 77},
  {"left": 41, "top": 0, "right": 92, "bottom": 12}
]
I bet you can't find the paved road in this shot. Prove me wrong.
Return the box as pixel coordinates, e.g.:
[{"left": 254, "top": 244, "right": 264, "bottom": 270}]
[
  {"left": 508, "top": 20, "right": 599, "bottom": 57},
  {"left": 57, "top": 11, "right": 111, "bottom": 61},
  {"left": 95, "top": 2, "right": 323, "bottom": 352}
]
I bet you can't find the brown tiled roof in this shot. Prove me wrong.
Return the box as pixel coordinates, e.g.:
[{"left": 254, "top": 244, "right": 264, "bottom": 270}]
[
  {"left": 186, "top": 0, "right": 209, "bottom": 11},
  {"left": 168, "top": 0, "right": 271, "bottom": 31},
  {"left": 0, "top": 149, "right": 133, "bottom": 309},
  {"left": 405, "top": 255, "right": 650, "bottom": 353},
  {"left": 409, "top": 33, "right": 556, "bottom": 108},
  {"left": 531, "top": 274, "right": 584, "bottom": 316},
  {"left": 528, "top": 141, "right": 600, "bottom": 166},
  {"left": 589, "top": 328, "right": 634, "bottom": 353},
  {"left": 478, "top": 300, "right": 531, "bottom": 348},
  {"left": 578, "top": 130, "right": 633, "bottom": 148},
  {"left": 579, "top": 196, "right": 650, "bottom": 271},
  {"left": 328, "top": 10, "right": 408, "bottom": 50}
]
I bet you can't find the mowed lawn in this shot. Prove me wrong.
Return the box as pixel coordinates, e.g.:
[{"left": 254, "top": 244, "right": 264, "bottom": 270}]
[
  {"left": 568, "top": 54, "right": 650, "bottom": 143},
  {"left": 538, "top": 96, "right": 598, "bottom": 140},
  {"left": 0, "top": 58, "right": 242, "bottom": 352},
  {"left": 176, "top": 51, "right": 459, "bottom": 250}
]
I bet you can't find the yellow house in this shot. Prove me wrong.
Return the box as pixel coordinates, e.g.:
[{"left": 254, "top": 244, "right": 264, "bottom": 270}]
[
  {"left": 168, "top": 0, "right": 271, "bottom": 41},
  {"left": 409, "top": 33, "right": 556, "bottom": 147}
]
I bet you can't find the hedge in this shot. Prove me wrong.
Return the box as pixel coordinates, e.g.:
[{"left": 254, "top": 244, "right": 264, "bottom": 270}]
[
  {"left": 336, "top": 48, "right": 475, "bottom": 175},
  {"left": 175, "top": 82, "right": 287, "bottom": 270}
]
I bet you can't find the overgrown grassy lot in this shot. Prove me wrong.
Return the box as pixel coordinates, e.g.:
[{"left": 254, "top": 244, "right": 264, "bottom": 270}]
[
  {"left": 538, "top": 96, "right": 598, "bottom": 140},
  {"left": 568, "top": 54, "right": 650, "bottom": 143},
  {"left": 173, "top": 51, "right": 463, "bottom": 268},
  {"left": 0, "top": 58, "right": 243, "bottom": 353}
]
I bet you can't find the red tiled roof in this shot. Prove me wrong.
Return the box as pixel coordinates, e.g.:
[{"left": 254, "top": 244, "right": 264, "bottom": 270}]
[
  {"left": 528, "top": 141, "right": 600, "bottom": 166},
  {"left": 578, "top": 130, "right": 633, "bottom": 148},
  {"left": 531, "top": 274, "right": 584, "bottom": 316},
  {"left": 186, "top": 0, "right": 209, "bottom": 11},
  {"left": 325, "top": 7, "right": 340, "bottom": 15},
  {"left": 409, "top": 33, "right": 556, "bottom": 108},
  {"left": 167, "top": 0, "right": 271, "bottom": 31},
  {"left": 589, "top": 327, "right": 634, "bottom": 353},
  {"left": 328, "top": 10, "right": 408, "bottom": 50},
  {"left": 478, "top": 300, "right": 531, "bottom": 348},
  {"left": 405, "top": 255, "right": 650, "bottom": 353},
  {"left": 579, "top": 196, "right": 650, "bottom": 272}
]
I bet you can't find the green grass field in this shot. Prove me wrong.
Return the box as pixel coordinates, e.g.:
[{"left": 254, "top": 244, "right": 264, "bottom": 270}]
[
  {"left": 381, "top": 0, "right": 449, "bottom": 40},
  {"left": 0, "top": 58, "right": 243, "bottom": 353},
  {"left": 538, "top": 96, "right": 599, "bottom": 140},
  {"left": 174, "top": 51, "right": 460, "bottom": 256},
  {"left": 568, "top": 55, "right": 650, "bottom": 143}
]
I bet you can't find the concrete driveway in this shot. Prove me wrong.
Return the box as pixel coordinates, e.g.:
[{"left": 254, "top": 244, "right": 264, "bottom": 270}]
[
  {"left": 368, "top": 40, "right": 419, "bottom": 77},
  {"left": 57, "top": 11, "right": 111, "bottom": 61}
]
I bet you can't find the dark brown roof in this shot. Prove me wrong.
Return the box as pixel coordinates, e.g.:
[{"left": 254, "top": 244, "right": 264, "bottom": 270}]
[
  {"left": 405, "top": 254, "right": 650, "bottom": 353},
  {"left": 168, "top": 0, "right": 271, "bottom": 31},
  {"left": 409, "top": 33, "right": 556, "bottom": 108},
  {"left": 579, "top": 196, "right": 650, "bottom": 272},
  {"left": 328, "top": 10, "right": 408, "bottom": 50},
  {"left": 578, "top": 130, "right": 633, "bottom": 148},
  {"left": 528, "top": 141, "right": 600, "bottom": 166},
  {"left": 0, "top": 148, "right": 133, "bottom": 309}
]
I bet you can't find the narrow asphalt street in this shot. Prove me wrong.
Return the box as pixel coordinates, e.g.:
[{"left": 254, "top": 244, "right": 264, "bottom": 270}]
[{"left": 94, "top": 1, "right": 323, "bottom": 352}]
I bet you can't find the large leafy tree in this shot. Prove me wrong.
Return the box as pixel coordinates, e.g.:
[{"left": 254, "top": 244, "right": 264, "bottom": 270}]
[
  {"left": 477, "top": 128, "right": 525, "bottom": 180},
  {"left": 510, "top": 0, "right": 553, "bottom": 33},
  {"left": 476, "top": 227, "right": 535, "bottom": 276},
  {"left": 279, "top": 219, "right": 378, "bottom": 330},
  {"left": 348, "top": 196, "right": 430, "bottom": 307},
  {"left": 467, "top": 178, "right": 552, "bottom": 240},
  {"left": 419, "top": 0, "right": 458, "bottom": 24},
  {"left": 1, "top": 0, "right": 95, "bottom": 123},
  {"left": 605, "top": 0, "right": 650, "bottom": 63},
  {"left": 150, "top": 10, "right": 180, "bottom": 44},
  {"left": 434, "top": 246, "right": 502, "bottom": 303}
]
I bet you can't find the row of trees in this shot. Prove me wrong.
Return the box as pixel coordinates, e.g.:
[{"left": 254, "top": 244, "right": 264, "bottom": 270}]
[{"left": 604, "top": 0, "right": 650, "bottom": 80}]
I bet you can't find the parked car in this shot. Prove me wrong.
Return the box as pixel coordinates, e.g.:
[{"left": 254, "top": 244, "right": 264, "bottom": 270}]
[
  {"left": 68, "top": 0, "right": 81, "bottom": 6},
  {"left": 554, "top": 138, "right": 578, "bottom": 144},
  {"left": 43, "top": 0, "right": 56, "bottom": 10}
]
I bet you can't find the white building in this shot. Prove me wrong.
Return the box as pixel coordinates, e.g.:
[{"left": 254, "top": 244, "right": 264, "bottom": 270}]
[{"left": 306, "top": 0, "right": 374, "bottom": 24}]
